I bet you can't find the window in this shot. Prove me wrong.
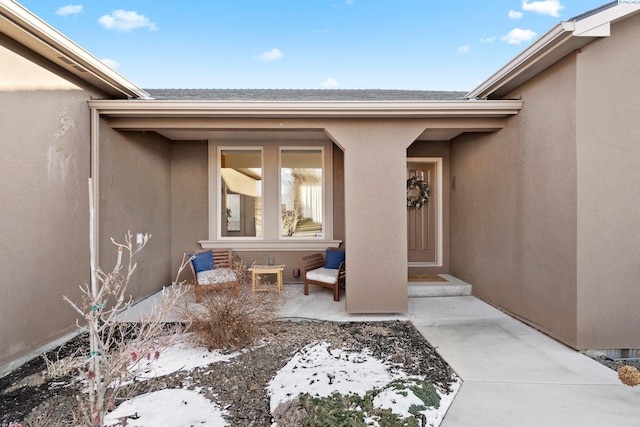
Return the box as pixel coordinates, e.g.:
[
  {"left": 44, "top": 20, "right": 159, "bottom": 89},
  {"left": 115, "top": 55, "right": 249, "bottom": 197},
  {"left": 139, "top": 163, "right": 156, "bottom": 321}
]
[
  {"left": 280, "top": 148, "right": 323, "bottom": 238},
  {"left": 208, "top": 141, "right": 338, "bottom": 250},
  {"left": 219, "top": 148, "right": 262, "bottom": 238}
]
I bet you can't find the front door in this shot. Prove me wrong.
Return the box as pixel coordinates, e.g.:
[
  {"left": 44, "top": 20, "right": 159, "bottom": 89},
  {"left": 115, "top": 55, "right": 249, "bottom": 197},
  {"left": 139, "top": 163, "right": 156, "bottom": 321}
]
[{"left": 407, "top": 160, "right": 440, "bottom": 265}]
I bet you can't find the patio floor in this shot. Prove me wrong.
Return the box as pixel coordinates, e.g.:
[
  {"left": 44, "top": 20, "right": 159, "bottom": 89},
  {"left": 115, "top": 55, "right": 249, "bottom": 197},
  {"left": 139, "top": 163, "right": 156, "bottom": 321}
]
[{"left": 124, "top": 282, "right": 640, "bottom": 426}]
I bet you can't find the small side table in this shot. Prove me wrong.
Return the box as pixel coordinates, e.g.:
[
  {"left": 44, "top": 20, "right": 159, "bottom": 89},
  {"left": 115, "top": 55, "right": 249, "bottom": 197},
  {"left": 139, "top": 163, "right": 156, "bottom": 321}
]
[{"left": 249, "top": 264, "right": 285, "bottom": 293}]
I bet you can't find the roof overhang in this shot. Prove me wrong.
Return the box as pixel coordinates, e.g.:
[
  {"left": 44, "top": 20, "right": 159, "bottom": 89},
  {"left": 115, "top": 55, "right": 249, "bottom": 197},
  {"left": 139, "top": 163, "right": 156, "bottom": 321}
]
[
  {"left": 0, "top": 0, "right": 150, "bottom": 99},
  {"left": 89, "top": 99, "right": 524, "bottom": 119},
  {"left": 89, "top": 99, "right": 523, "bottom": 142},
  {"left": 467, "top": 3, "right": 640, "bottom": 99}
]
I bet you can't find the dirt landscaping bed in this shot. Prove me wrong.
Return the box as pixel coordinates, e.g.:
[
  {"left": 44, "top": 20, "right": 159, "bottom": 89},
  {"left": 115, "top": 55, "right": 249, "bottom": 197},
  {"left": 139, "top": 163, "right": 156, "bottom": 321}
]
[{"left": 1, "top": 320, "right": 457, "bottom": 426}]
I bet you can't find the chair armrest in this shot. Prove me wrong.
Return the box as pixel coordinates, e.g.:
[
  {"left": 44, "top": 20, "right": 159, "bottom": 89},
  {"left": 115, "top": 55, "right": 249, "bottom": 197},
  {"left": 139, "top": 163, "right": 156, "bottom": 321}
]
[{"left": 337, "top": 261, "right": 346, "bottom": 286}]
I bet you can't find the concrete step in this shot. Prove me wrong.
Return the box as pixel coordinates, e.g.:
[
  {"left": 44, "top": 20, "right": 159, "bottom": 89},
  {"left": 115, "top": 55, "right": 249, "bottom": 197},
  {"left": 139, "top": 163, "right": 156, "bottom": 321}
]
[{"left": 408, "top": 274, "right": 472, "bottom": 297}]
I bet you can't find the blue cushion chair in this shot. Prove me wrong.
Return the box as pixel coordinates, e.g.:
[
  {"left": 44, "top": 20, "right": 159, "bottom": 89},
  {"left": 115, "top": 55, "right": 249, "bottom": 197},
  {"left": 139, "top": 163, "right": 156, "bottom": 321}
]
[{"left": 189, "top": 248, "right": 243, "bottom": 302}]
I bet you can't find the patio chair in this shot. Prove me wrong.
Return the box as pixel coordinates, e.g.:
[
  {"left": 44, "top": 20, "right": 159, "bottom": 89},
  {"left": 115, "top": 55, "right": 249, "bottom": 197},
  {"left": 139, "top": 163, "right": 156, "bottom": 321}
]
[
  {"left": 189, "top": 248, "right": 243, "bottom": 302},
  {"left": 301, "top": 248, "right": 345, "bottom": 302}
]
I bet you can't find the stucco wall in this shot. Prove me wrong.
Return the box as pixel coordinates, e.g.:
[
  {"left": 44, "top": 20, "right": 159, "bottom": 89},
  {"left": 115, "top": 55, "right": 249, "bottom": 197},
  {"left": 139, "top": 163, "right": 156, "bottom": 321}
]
[
  {"left": 0, "top": 40, "right": 94, "bottom": 368},
  {"left": 332, "top": 143, "right": 346, "bottom": 245},
  {"left": 98, "top": 126, "right": 172, "bottom": 301},
  {"left": 450, "top": 54, "right": 579, "bottom": 347},
  {"left": 574, "top": 14, "right": 640, "bottom": 349},
  {"left": 170, "top": 140, "right": 209, "bottom": 281}
]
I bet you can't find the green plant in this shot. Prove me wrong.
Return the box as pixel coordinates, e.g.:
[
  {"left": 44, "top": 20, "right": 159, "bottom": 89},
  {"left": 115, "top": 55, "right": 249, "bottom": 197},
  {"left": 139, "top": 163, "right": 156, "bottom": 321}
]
[
  {"left": 298, "top": 392, "right": 369, "bottom": 427},
  {"left": 386, "top": 378, "right": 440, "bottom": 410},
  {"left": 274, "top": 389, "right": 425, "bottom": 427},
  {"left": 408, "top": 404, "right": 427, "bottom": 415},
  {"left": 275, "top": 377, "right": 440, "bottom": 427}
]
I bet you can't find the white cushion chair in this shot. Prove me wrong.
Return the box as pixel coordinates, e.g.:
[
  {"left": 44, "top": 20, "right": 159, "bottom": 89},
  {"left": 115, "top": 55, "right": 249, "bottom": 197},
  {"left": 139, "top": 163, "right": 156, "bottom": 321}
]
[{"left": 301, "top": 248, "right": 345, "bottom": 302}]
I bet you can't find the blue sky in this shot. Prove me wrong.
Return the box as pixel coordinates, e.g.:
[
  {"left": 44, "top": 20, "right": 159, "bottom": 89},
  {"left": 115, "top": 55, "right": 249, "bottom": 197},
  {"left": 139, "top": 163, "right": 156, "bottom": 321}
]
[{"left": 18, "top": 0, "right": 609, "bottom": 91}]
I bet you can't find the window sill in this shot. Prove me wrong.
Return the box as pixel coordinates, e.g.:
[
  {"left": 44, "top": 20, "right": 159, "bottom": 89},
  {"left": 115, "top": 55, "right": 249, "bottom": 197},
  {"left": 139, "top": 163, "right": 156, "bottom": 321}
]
[{"left": 199, "top": 240, "right": 343, "bottom": 252}]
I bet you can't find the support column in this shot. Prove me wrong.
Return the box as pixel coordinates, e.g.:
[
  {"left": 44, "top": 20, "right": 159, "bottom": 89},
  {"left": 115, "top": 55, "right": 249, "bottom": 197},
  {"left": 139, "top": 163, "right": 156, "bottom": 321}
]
[{"left": 325, "top": 121, "right": 427, "bottom": 313}]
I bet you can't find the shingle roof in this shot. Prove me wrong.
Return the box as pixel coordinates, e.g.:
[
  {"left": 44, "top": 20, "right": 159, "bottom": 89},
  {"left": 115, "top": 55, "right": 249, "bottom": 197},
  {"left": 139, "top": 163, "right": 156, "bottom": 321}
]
[{"left": 144, "top": 89, "right": 468, "bottom": 101}]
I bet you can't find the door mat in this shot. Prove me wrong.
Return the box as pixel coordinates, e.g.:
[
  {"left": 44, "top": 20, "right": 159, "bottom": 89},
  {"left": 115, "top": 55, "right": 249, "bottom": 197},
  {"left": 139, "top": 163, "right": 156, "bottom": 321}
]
[{"left": 408, "top": 274, "right": 448, "bottom": 282}]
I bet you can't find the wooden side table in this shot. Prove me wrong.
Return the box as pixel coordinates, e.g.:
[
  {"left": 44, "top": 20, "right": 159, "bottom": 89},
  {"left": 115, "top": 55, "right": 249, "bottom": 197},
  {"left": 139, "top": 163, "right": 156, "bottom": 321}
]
[{"left": 249, "top": 264, "right": 285, "bottom": 293}]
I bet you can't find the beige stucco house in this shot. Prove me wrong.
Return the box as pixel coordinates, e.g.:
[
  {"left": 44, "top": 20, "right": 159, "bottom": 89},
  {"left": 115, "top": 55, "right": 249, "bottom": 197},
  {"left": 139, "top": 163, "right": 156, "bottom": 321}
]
[{"left": 2, "top": 0, "right": 640, "bottom": 372}]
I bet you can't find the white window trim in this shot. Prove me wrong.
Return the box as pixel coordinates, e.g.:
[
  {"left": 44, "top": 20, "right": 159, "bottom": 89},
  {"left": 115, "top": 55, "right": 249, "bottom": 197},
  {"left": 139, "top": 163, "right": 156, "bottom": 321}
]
[
  {"left": 203, "top": 140, "right": 338, "bottom": 251},
  {"left": 199, "top": 240, "right": 343, "bottom": 251}
]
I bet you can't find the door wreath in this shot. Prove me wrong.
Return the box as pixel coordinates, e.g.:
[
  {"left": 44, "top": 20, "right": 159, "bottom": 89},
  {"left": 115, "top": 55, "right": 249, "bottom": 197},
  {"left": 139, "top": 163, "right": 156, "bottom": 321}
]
[{"left": 407, "top": 177, "right": 430, "bottom": 209}]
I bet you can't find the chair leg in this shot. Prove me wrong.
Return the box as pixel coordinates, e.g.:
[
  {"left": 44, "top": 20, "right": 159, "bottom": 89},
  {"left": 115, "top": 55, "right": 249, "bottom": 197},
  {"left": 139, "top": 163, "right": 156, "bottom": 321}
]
[
  {"left": 333, "top": 285, "right": 339, "bottom": 302},
  {"left": 195, "top": 287, "right": 201, "bottom": 303},
  {"left": 304, "top": 282, "right": 309, "bottom": 295}
]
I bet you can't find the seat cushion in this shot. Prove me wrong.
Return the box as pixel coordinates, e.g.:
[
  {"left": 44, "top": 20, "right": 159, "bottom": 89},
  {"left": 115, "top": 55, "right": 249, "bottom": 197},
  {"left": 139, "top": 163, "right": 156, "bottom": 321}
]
[
  {"left": 306, "top": 267, "right": 339, "bottom": 284},
  {"left": 190, "top": 250, "right": 214, "bottom": 273},
  {"left": 196, "top": 268, "right": 237, "bottom": 285},
  {"left": 325, "top": 249, "right": 345, "bottom": 269}
]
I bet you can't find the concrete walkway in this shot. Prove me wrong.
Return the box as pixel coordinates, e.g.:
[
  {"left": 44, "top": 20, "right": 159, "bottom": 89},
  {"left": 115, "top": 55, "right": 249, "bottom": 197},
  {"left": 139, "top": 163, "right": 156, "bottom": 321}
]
[{"left": 126, "top": 283, "right": 640, "bottom": 426}]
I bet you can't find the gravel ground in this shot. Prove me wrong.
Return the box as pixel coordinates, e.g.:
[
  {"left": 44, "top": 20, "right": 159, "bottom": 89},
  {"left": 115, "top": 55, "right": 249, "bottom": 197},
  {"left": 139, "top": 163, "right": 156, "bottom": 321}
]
[
  {"left": 1, "top": 320, "right": 455, "bottom": 426},
  {"left": 588, "top": 354, "right": 640, "bottom": 373}
]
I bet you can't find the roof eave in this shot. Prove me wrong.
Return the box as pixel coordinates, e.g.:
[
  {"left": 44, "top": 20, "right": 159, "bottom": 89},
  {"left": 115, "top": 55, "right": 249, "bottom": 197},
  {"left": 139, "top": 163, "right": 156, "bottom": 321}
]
[
  {"left": 88, "top": 99, "right": 524, "bottom": 119},
  {"left": 466, "top": 3, "right": 640, "bottom": 100},
  {"left": 0, "top": 0, "right": 150, "bottom": 99},
  {"left": 466, "top": 22, "right": 577, "bottom": 100}
]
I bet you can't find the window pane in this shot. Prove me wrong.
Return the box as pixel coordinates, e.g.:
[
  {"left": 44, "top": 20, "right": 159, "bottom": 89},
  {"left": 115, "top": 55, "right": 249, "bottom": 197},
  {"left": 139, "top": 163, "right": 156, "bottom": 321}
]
[
  {"left": 220, "top": 149, "right": 262, "bottom": 237},
  {"left": 280, "top": 149, "right": 323, "bottom": 238}
]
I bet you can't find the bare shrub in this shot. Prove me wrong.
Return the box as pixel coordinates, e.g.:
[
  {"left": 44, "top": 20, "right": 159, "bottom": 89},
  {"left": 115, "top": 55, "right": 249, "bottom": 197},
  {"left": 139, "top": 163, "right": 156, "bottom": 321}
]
[
  {"left": 618, "top": 365, "right": 640, "bottom": 387},
  {"left": 41, "top": 345, "right": 85, "bottom": 380},
  {"left": 62, "top": 232, "right": 190, "bottom": 426},
  {"left": 177, "top": 283, "right": 283, "bottom": 351},
  {"left": 18, "top": 412, "right": 70, "bottom": 427}
]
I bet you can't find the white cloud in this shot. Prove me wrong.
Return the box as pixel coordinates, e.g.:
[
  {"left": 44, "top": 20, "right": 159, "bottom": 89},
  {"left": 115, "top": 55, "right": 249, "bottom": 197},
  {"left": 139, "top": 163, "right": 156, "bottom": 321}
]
[
  {"left": 480, "top": 36, "right": 496, "bottom": 43},
  {"left": 101, "top": 58, "right": 120, "bottom": 69},
  {"left": 522, "top": 0, "right": 564, "bottom": 17},
  {"left": 258, "top": 48, "right": 283, "bottom": 61},
  {"left": 55, "top": 5, "right": 83, "bottom": 16},
  {"left": 457, "top": 45, "right": 470, "bottom": 54},
  {"left": 322, "top": 77, "right": 339, "bottom": 88},
  {"left": 502, "top": 28, "right": 537, "bottom": 44},
  {"left": 508, "top": 10, "right": 523, "bottom": 19},
  {"left": 98, "top": 10, "right": 158, "bottom": 32}
]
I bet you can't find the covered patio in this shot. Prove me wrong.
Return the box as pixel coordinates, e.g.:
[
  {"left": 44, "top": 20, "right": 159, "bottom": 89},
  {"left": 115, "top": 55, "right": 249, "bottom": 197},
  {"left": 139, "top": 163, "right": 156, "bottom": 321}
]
[{"left": 90, "top": 98, "right": 522, "bottom": 315}]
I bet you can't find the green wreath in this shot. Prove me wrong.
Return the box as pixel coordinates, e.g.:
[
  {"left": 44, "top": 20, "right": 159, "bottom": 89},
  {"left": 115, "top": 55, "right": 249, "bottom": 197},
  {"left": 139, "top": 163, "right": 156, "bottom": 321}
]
[{"left": 407, "top": 177, "right": 430, "bottom": 209}]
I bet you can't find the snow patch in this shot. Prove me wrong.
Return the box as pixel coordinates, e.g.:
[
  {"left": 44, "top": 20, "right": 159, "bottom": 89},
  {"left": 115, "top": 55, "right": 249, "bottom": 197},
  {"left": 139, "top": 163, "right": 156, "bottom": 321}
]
[{"left": 104, "top": 389, "right": 227, "bottom": 426}]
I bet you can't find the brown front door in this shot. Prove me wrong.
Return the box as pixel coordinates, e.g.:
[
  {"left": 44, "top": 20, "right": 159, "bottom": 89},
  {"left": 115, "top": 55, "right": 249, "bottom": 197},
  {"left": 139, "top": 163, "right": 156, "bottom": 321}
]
[{"left": 407, "top": 161, "right": 438, "bottom": 263}]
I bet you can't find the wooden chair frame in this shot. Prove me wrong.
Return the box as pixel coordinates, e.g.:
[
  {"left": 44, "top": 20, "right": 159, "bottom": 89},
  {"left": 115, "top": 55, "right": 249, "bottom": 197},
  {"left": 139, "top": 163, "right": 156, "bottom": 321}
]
[
  {"left": 301, "top": 249, "right": 345, "bottom": 302},
  {"left": 190, "top": 248, "right": 243, "bottom": 302}
]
